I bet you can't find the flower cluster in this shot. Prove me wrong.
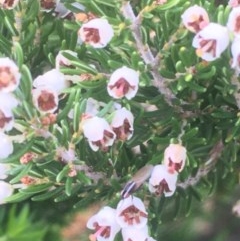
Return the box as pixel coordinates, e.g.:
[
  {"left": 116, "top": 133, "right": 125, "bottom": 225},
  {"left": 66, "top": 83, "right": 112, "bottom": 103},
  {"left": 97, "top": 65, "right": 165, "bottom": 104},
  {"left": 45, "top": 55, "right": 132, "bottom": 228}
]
[{"left": 181, "top": 2, "right": 240, "bottom": 73}]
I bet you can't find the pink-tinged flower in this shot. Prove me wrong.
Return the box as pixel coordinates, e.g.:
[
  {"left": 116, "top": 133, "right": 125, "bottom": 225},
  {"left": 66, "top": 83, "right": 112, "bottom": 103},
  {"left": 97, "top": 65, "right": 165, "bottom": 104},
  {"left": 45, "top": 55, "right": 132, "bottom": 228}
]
[
  {"left": 122, "top": 226, "right": 156, "bottom": 241},
  {"left": 33, "top": 69, "right": 68, "bottom": 95},
  {"left": 0, "top": 132, "right": 13, "bottom": 159},
  {"left": 82, "top": 116, "right": 116, "bottom": 151},
  {"left": 0, "top": 164, "right": 10, "bottom": 179},
  {"left": 163, "top": 143, "right": 187, "bottom": 173},
  {"left": 229, "top": 0, "right": 240, "bottom": 7},
  {"left": 111, "top": 107, "right": 134, "bottom": 141},
  {"left": 55, "top": 50, "right": 78, "bottom": 70},
  {"left": 0, "top": 58, "right": 20, "bottom": 92},
  {"left": 0, "top": 181, "right": 13, "bottom": 204},
  {"left": 149, "top": 164, "right": 178, "bottom": 197},
  {"left": 78, "top": 18, "right": 114, "bottom": 48},
  {"left": 87, "top": 206, "right": 121, "bottom": 241},
  {"left": 32, "top": 88, "right": 58, "bottom": 114},
  {"left": 192, "top": 23, "right": 230, "bottom": 61},
  {"left": 116, "top": 196, "right": 148, "bottom": 229},
  {"left": 0, "top": 0, "right": 20, "bottom": 9},
  {"left": 231, "top": 37, "right": 240, "bottom": 73},
  {"left": 56, "top": 146, "right": 76, "bottom": 163},
  {"left": 181, "top": 5, "right": 209, "bottom": 33},
  {"left": 227, "top": 7, "right": 240, "bottom": 35},
  {"left": 107, "top": 66, "right": 139, "bottom": 99}
]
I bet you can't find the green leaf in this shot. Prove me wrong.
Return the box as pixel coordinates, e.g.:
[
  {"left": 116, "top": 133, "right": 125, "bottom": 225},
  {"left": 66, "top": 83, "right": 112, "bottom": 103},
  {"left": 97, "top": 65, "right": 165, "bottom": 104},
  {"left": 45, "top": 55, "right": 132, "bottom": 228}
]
[{"left": 19, "top": 183, "right": 53, "bottom": 194}]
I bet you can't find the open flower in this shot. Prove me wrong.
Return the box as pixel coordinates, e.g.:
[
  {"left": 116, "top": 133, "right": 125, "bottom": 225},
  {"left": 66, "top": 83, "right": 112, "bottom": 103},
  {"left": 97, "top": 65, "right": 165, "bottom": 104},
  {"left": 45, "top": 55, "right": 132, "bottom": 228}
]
[
  {"left": 87, "top": 206, "right": 121, "bottom": 241},
  {"left": 0, "top": 181, "right": 13, "bottom": 204},
  {"left": 78, "top": 18, "right": 114, "bottom": 48},
  {"left": 227, "top": 6, "right": 240, "bottom": 36},
  {"left": 181, "top": 5, "right": 209, "bottom": 33},
  {"left": 192, "top": 23, "right": 230, "bottom": 61},
  {"left": 163, "top": 143, "right": 187, "bottom": 173},
  {"left": 229, "top": 0, "right": 240, "bottom": 7},
  {"left": 231, "top": 37, "right": 240, "bottom": 73},
  {"left": 111, "top": 107, "right": 134, "bottom": 141},
  {"left": 32, "top": 87, "right": 59, "bottom": 114},
  {"left": 0, "top": 58, "right": 21, "bottom": 92},
  {"left": 81, "top": 116, "right": 116, "bottom": 151},
  {"left": 0, "top": 132, "right": 13, "bottom": 159},
  {"left": 116, "top": 195, "right": 148, "bottom": 229},
  {"left": 0, "top": 0, "right": 20, "bottom": 9},
  {"left": 107, "top": 67, "right": 139, "bottom": 99},
  {"left": 149, "top": 164, "right": 178, "bottom": 197},
  {"left": 122, "top": 226, "right": 156, "bottom": 241}
]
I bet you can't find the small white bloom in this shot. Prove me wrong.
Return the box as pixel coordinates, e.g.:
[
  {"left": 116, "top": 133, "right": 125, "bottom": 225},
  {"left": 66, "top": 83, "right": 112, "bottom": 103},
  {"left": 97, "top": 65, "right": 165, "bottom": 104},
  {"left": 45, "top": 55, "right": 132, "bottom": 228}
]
[
  {"left": 122, "top": 226, "right": 156, "bottom": 241},
  {"left": 0, "top": 164, "right": 10, "bottom": 179},
  {"left": 111, "top": 107, "right": 134, "bottom": 141},
  {"left": 33, "top": 69, "right": 68, "bottom": 95},
  {"left": 107, "top": 66, "right": 139, "bottom": 100},
  {"left": 32, "top": 87, "right": 59, "bottom": 114},
  {"left": 0, "top": 0, "right": 20, "bottom": 9},
  {"left": 149, "top": 164, "right": 178, "bottom": 197},
  {"left": 0, "top": 132, "right": 13, "bottom": 159},
  {"left": 78, "top": 18, "right": 114, "bottom": 48},
  {"left": 227, "top": 7, "right": 240, "bottom": 36},
  {"left": 116, "top": 195, "right": 148, "bottom": 229},
  {"left": 0, "top": 181, "right": 13, "bottom": 204},
  {"left": 0, "top": 58, "right": 21, "bottom": 92},
  {"left": 55, "top": 50, "right": 78, "bottom": 70},
  {"left": 181, "top": 5, "right": 209, "bottom": 33},
  {"left": 82, "top": 116, "right": 116, "bottom": 151},
  {"left": 192, "top": 23, "right": 230, "bottom": 61},
  {"left": 231, "top": 37, "right": 240, "bottom": 73},
  {"left": 163, "top": 143, "right": 187, "bottom": 173},
  {"left": 87, "top": 206, "right": 121, "bottom": 241}
]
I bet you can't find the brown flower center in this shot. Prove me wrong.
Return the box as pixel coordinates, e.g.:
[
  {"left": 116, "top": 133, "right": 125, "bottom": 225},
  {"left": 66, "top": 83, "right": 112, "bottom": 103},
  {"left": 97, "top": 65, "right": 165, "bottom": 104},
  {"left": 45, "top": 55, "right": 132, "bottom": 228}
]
[
  {"left": 188, "top": 15, "right": 205, "bottom": 32},
  {"left": 0, "top": 110, "right": 12, "bottom": 128},
  {"left": 199, "top": 39, "right": 216, "bottom": 57},
  {"left": 83, "top": 27, "right": 100, "bottom": 44},
  {"left": 154, "top": 178, "right": 171, "bottom": 196},
  {"left": 37, "top": 90, "right": 57, "bottom": 112},
  {"left": 168, "top": 158, "right": 183, "bottom": 172},
  {"left": 112, "top": 118, "right": 132, "bottom": 141},
  {"left": 109, "top": 78, "right": 135, "bottom": 98},
  {"left": 0, "top": 67, "right": 16, "bottom": 90},
  {"left": 40, "top": 0, "right": 56, "bottom": 9},
  {"left": 92, "top": 130, "right": 114, "bottom": 151}
]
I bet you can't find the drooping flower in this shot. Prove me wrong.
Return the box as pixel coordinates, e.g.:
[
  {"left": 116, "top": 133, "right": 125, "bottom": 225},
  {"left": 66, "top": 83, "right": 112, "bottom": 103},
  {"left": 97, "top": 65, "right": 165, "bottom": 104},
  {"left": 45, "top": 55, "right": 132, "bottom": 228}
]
[
  {"left": 148, "top": 164, "right": 178, "bottom": 197},
  {"left": 33, "top": 69, "right": 69, "bottom": 95},
  {"left": 87, "top": 206, "right": 121, "bottom": 241},
  {"left": 32, "top": 87, "right": 59, "bottom": 114},
  {"left": 181, "top": 5, "right": 209, "bottom": 33},
  {"left": 192, "top": 23, "right": 230, "bottom": 61},
  {"left": 78, "top": 18, "right": 114, "bottom": 48},
  {"left": 122, "top": 226, "right": 156, "bottom": 241},
  {"left": 111, "top": 107, "right": 134, "bottom": 141},
  {"left": 116, "top": 195, "right": 148, "bottom": 229},
  {"left": 0, "top": 164, "right": 10, "bottom": 179},
  {"left": 55, "top": 50, "right": 78, "bottom": 70},
  {"left": 0, "top": 58, "right": 21, "bottom": 92},
  {"left": 227, "top": 7, "right": 240, "bottom": 36},
  {"left": 163, "top": 143, "right": 187, "bottom": 173},
  {"left": 0, "top": 132, "right": 13, "bottom": 159},
  {"left": 107, "top": 66, "right": 139, "bottom": 99},
  {"left": 0, "top": 0, "right": 20, "bottom": 9},
  {"left": 81, "top": 116, "right": 116, "bottom": 151},
  {"left": 0, "top": 181, "right": 13, "bottom": 204},
  {"left": 231, "top": 37, "right": 240, "bottom": 73}
]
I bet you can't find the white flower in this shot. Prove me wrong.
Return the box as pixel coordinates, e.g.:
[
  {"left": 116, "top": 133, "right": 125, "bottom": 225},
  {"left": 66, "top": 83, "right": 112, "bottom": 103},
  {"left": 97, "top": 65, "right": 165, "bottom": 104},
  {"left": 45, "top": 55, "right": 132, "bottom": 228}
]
[
  {"left": 181, "top": 5, "right": 209, "bottom": 33},
  {"left": 82, "top": 116, "right": 116, "bottom": 151},
  {"left": 107, "top": 66, "right": 139, "bottom": 99},
  {"left": 78, "top": 18, "right": 114, "bottom": 48},
  {"left": 0, "top": 132, "right": 13, "bottom": 159},
  {"left": 0, "top": 181, "right": 13, "bottom": 204},
  {"left": 227, "top": 7, "right": 240, "bottom": 36},
  {"left": 232, "top": 199, "right": 240, "bottom": 217},
  {"left": 192, "top": 23, "right": 230, "bottom": 61},
  {"left": 122, "top": 226, "right": 156, "bottom": 241},
  {"left": 111, "top": 107, "right": 134, "bottom": 141},
  {"left": 231, "top": 37, "right": 240, "bottom": 73},
  {"left": 55, "top": 50, "right": 78, "bottom": 70},
  {"left": 149, "top": 164, "right": 178, "bottom": 197},
  {"left": 32, "top": 87, "right": 59, "bottom": 114},
  {"left": 33, "top": 69, "right": 68, "bottom": 95},
  {"left": 0, "top": 58, "right": 21, "bottom": 92},
  {"left": 0, "top": 0, "right": 20, "bottom": 9},
  {"left": 56, "top": 147, "right": 76, "bottom": 163},
  {"left": 116, "top": 195, "right": 148, "bottom": 229},
  {"left": 0, "top": 164, "right": 10, "bottom": 179},
  {"left": 87, "top": 206, "right": 121, "bottom": 241},
  {"left": 229, "top": 0, "right": 240, "bottom": 7},
  {"left": 163, "top": 143, "right": 187, "bottom": 173}
]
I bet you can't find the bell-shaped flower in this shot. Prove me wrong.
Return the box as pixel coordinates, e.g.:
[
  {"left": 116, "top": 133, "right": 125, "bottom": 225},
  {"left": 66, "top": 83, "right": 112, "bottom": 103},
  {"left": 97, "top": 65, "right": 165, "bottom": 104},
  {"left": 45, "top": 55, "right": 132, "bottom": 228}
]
[
  {"left": 192, "top": 23, "right": 230, "bottom": 61},
  {"left": 0, "top": 181, "right": 13, "bottom": 204},
  {"left": 0, "top": 164, "right": 10, "bottom": 179},
  {"left": 32, "top": 87, "right": 59, "bottom": 114},
  {"left": 229, "top": 0, "right": 240, "bottom": 7},
  {"left": 163, "top": 143, "right": 187, "bottom": 173},
  {"left": 231, "top": 37, "right": 240, "bottom": 73},
  {"left": 111, "top": 107, "right": 134, "bottom": 141},
  {"left": 107, "top": 66, "right": 139, "bottom": 100},
  {"left": 149, "top": 164, "right": 178, "bottom": 197},
  {"left": 55, "top": 50, "right": 78, "bottom": 70},
  {"left": 0, "top": 58, "right": 21, "bottom": 93},
  {"left": 122, "top": 226, "right": 156, "bottom": 241},
  {"left": 81, "top": 116, "right": 116, "bottom": 151},
  {"left": 33, "top": 69, "right": 69, "bottom": 95},
  {"left": 116, "top": 195, "right": 148, "bottom": 229},
  {"left": 227, "top": 7, "right": 240, "bottom": 36},
  {"left": 0, "top": 0, "right": 20, "bottom": 9},
  {"left": 181, "top": 5, "right": 209, "bottom": 33},
  {"left": 87, "top": 206, "right": 121, "bottom": 241},
  {"left": 78, "top": 18, "right": 114, "bottom": 48},
  {"left": 0, "top": 132, "right": 13, "bottom": 159}
]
